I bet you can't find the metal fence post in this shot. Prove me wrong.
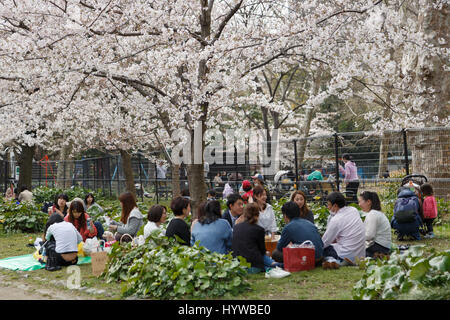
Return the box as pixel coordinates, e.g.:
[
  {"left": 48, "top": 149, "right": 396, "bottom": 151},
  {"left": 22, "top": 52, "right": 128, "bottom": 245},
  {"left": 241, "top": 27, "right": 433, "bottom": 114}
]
[
  {"left": 293, "top": 139, "right": 298, "bottom": 190},
  {"left": 334, "top": 133, "right": 340, "bottom": 191},
  {"left": 116, "top": 155, "right": 121, "bottom": 196},
  {"left": 155, "top": 162, "right": 159, "bottom": 204},
  {"left": 138, "top": 153, "right": 143, "bottom": 202},
  {"left": 402, "top": 128, "right": 410, "bottom": 176}
]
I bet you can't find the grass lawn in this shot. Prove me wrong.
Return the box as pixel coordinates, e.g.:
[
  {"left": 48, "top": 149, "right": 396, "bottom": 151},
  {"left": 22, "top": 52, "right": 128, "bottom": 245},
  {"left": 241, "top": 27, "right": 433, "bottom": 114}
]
[{"left": 0, "top": 221, "right": 448, "bottom": 300}]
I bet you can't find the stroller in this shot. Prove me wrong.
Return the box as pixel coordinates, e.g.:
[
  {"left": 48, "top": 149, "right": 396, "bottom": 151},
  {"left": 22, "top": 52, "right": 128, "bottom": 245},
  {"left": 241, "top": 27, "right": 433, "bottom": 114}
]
[
  {"left": 391, "top": 174, "right": 427, "bottom": 241},
  {"left": 273, "top": 170, "right": 295, "bottom": 199}
]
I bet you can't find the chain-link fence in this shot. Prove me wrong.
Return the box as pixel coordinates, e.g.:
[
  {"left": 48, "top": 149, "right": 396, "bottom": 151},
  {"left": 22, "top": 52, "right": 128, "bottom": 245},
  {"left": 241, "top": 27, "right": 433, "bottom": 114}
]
[{"left": 1, "top": 126, "right": 449, "bottom": 202}]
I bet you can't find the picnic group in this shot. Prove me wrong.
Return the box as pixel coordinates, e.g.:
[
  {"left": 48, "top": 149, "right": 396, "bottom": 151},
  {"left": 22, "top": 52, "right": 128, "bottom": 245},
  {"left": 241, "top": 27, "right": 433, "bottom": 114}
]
[{"left": 3, "top": 170, "right": 438, "bottom": 274}]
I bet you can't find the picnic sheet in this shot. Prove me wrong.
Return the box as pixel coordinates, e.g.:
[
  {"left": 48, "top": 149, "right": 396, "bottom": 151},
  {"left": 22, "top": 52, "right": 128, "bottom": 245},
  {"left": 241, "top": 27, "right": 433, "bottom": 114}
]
[{"left": 0, "top": 254, "right": 91, "bottom": 271}]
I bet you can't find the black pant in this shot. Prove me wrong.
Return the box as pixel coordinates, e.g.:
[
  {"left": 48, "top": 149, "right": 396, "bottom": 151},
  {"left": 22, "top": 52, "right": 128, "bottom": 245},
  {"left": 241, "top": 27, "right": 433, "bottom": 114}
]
[
  {"left": 366, "top": 242, "right": 390, "bottom": 258},
  {"left": 346, "top": 181, "right": 360, "bottom": 202},
  {"left": 55, "top": 252, "right": 78, "bottom": 266},
  {"left": 323, "top": 246, "right": 341, "bottom": 260},
  {"left": 423, "top": 218, "right": 435, "bottom": 233}
]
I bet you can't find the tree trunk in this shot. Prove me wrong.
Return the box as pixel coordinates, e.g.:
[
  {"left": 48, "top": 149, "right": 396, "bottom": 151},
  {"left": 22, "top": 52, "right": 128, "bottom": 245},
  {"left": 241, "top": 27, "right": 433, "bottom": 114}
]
[
  {"left": 17, "top": 144, "right": 35, "bottom": 191},
  {"left": 378, "top": 131, "right": 390, "bottom": 178},
  {"left": 409, "top": 128, "right": 450, "bottom": 200},
  {"left": 120, "top": 150, "right": 136, "bottom": 197},
  {"left": 172, "top": 163, "right": 181, "bottom": 198},
  {"left": 56, "top": 144, "right": 73, "bottom": 189},
  {"left": 187, "top": 162, "right": 206, "bottom": 219},
  {"left": 297, "top": 106, "right": 315, "bottom": 172}
]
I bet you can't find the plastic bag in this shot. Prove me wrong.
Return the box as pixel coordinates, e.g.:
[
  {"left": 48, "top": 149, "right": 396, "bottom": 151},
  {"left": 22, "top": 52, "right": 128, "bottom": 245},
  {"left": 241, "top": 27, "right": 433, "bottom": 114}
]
[
  {"left": 288, "top": 240, "right": 315, "bottom": 249},
  {"left": 33, "top": 249, "right": 43, "bottom": 261},
  {"left": 83, "top": 237, "right": 100, "bottom": 256},
  {"left": 78, "top": 241, "right": 85, "bottom": 257}
]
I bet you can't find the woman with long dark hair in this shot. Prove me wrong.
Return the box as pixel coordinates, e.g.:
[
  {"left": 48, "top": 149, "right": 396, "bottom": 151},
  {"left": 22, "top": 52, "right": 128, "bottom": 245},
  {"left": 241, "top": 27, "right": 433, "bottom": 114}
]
[
  {"left": 253, "top": 186, "right": 278, "bottom": 238},
  {"left": 48, "top": 194, "right": 69, "bottom": 218},
  {"left": 290, "top": 190, "right": 314, "bottom": 224},
  {"left": 358, "top": 191, "right": 391, "bottom": 258},
  {"left": 108, "top": 192, "right": 144, "bottom": 241},
  {"left": 190, "top": 200, "right": 232, "bottom": 254},
  {"left": 64, "top": 200, "right": 97, "bottom": 242}
]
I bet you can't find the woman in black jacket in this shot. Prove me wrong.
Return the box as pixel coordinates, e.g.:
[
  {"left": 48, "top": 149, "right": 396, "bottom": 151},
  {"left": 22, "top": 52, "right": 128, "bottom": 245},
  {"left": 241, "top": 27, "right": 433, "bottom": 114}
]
[{"left": 232, "top": 203, "right": 281, "bottom": 273}]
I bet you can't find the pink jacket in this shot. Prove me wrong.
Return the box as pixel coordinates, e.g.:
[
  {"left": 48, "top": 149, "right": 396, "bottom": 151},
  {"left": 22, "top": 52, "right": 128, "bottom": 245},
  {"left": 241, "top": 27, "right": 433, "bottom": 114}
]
[
  {"left": 339, "top": 161, "right": 358, "bottom": 183},
  {"left": 422, "top": 196, "right": 437, "bottom": 219}
]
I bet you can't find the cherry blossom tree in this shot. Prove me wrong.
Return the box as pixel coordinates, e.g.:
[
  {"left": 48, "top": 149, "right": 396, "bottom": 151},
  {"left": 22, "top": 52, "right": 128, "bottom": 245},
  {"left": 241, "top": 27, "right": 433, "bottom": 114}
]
[{"left": 1, "top": 0, "right": 447, "bottom": 207}]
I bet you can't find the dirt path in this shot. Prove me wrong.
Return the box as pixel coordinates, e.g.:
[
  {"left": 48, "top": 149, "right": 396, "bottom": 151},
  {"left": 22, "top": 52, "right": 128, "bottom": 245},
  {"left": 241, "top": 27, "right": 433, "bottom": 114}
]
[{"left": 0, "top": 274, "right": 93, "bottom": 300}]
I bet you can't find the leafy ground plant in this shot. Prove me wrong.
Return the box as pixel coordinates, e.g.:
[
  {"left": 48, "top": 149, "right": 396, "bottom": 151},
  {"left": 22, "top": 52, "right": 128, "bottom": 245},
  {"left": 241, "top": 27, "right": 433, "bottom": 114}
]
[
  {"left": 103, "top": 233, "right": 251, "bottom": 299},
  {"left": 0, "top": 200, "right": 48, "bottom": 233},
  {"left": 353, "top": 245, "right": 450, "bottom": 300}
]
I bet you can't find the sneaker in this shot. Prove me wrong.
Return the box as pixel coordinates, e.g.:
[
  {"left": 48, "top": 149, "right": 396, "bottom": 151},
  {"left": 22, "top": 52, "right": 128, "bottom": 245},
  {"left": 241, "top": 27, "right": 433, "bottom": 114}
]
[
  {"left": 265, "top": 267, "right": 291, "bottom": 279},
  {"left": 323, "top": 257, "right": 340, "bottom": 270},
  {"left": 340, "top": 258, "right": 356, "bottom": 267},
  {"left": 427, "top": 232, "right": 435, "bottom": 239}
]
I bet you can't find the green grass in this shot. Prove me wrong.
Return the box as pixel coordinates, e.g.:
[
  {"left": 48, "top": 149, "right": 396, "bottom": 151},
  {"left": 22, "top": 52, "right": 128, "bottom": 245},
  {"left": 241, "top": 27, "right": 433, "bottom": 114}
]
[{"left": 0, "top": 210, "right": 448, "bottom": 300}]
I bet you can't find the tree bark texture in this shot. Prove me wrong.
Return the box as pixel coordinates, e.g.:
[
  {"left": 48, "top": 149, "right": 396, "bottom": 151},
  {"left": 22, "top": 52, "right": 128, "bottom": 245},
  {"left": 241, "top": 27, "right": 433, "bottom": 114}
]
[
  {"left": 120, "top": 149, "right": 136, "bottom": 197},
  {"left": 17, "top": 144, "right": 35, "bottom": 191}
]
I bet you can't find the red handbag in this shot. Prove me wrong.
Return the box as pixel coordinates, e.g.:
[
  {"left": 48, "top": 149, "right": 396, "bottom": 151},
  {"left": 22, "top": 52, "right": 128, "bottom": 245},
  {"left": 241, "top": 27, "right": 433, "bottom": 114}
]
[{"left": 282, "top": 241, "right": 315, "bottom": 272}]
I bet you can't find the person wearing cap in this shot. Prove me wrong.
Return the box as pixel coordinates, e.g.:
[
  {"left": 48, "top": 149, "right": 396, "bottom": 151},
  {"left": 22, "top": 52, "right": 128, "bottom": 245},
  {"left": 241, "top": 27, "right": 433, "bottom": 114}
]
[
  {"left": 241, "top": 180, "right": 253, "bottom": 204},
  {"left": 252, "top": 173, "right": 271, "bottom": 204}
]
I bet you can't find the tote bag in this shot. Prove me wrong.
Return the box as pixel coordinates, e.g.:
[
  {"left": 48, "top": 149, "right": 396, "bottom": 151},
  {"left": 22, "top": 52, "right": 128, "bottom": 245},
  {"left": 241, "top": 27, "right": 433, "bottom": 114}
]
[{"left": 282, "top": 241, "right": 315, "bottom": 272}]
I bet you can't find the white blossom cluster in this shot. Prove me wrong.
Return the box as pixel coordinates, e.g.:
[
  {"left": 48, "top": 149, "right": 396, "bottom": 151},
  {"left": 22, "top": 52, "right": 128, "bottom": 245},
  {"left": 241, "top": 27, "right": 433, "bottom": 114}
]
[{"left": 0, "top": 0, "right": 447, "bottom": 158}]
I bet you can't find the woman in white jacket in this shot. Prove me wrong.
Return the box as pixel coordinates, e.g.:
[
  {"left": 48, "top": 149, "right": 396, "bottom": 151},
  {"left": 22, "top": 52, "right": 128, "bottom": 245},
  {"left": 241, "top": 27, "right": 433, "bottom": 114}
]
[
  {"left": 253, "top": 185, "right": 278, "bottom": 238},
  {"left": 358, "top": 191, "right": 391, "bottom": 258}
]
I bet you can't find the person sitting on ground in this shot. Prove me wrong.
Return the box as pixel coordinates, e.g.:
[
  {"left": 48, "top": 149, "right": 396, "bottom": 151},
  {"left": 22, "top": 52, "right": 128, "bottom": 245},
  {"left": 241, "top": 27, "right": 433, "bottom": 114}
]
[
  {"left": 84, "top": 193, "right": 104, "bottom": 214},
  {"left": 48, "top": 193, "right": 69, "bottom": 218},
  {"left": 18, "top": 186, "right": 33, "bottom": 203},
  {"left": 165, "top": 196, "right": 191, "bottom": 246},
  {"left": 4, "top": 183, "right": 15, "bottom": 201},
  {"left": 191, "top": 200, "right": 232, "bottom": 254},
  {"left": 390, "top": 187, "right": 423, "bottom": 241},
  {"left": 64, "top": 199, "right": 99, "bottom": 242},
  {"left": 307, "top": 164, "right": 324, "bottom": 181},
  {"left": 420, "top": 183, "right": 438, "bottom": 239},
  {"left": 241, "top": 180, "right": 253, "bottom": 204},
  {"left": 221, "top": 193, "right": 245, "bottom": 229},
  {"left": 108, "top": 192, "right": 144, "bottom": 242},
  {"left": 290, "top": 190, "right": 315, "bottom": 224},
  {"left": 358, "top": 191, "right": 391, "bottom": 258},
  {"left": 207, "top": 189, "right": 216, "bottom": 201},
  {"left": 253, "top": 185, "right": 278, "bottom": 238},
  {"left": 271, "top": 201, "right": 323, "bottom": 265},
  {"left": 44, "top": 213, "right": 83, "bottom": 271},
  {"left": 143, "top": 204, "right": 167, "bottom": 239},
  {"left": 322, "top": 192, "right": 365, "bottom": 269},
  {"left": 232, "top": 203, "right": 283, "bottom": 274}
]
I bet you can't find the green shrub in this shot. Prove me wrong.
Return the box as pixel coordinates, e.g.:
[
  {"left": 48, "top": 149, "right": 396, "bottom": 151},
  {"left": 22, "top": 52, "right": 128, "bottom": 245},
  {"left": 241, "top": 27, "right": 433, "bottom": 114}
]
[
  {"left": 0, "top": 200, "right": 48, "bottom": 233},
  {"left": 104, "top": 233, "right": 251, "bottom": 299},
  {"left": 353, "top": 245, "right": 450, "bottom": 300},
  {"left": 32, "top": 186, "right": 104, "bottom": 204}
]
